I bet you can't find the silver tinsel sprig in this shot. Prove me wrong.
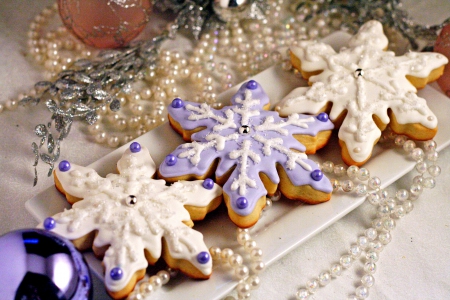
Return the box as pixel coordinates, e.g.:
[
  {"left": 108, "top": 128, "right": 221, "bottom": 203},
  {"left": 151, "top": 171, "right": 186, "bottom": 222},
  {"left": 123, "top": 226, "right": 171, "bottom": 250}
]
[
  {"left": 28, "top": 36, "right": 167, "bottom": 185},
  {"left": 154, "top": 0, "right": 268, "bottom": 39},
  {"left": 292, "top": 0, "right": 450, "bottom": 51}
]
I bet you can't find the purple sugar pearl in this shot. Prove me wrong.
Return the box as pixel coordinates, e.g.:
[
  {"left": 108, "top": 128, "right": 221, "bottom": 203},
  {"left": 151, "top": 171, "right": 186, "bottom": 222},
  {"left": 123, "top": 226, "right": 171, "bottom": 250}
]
[
  {"left": 130, "top": 142, "right": 141, "bottom": 153},
  {"left": 110, "top": 267, "right": 123, "bottom": 281},
  {"left": 197, "top": 251, "right": 210, "bottom": 264},
  {"left": 202, "top": 178, "right": 214, "bottom": 190},
  {"left": 317, "top": 112, "right": 329, "bottom": 122},
  {"left": 58, "top": 160, "right": 71, "bottom": 172},
  {"left": 246, "top": 80, "right": 258, "bottom": 90},
  {"left": 43, "top": 217, "right": 56, "bottom": 230},
  {"left": 171, "top": 98, "right": 184, "bottom": 108},
  {"left": 236, "top": 197, "right": 248, "bottom": 209},
  {"left": 165, "top": 154, "right": 177, "bottom": 166},
  {"left": 310, "top": 169, "right": 324, "bottom": 181}
]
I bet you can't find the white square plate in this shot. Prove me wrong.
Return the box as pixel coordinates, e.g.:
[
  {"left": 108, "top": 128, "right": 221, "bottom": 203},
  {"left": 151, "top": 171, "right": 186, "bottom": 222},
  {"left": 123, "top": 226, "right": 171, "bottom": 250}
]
[{"left": 25, "top": 32, "right": 450, "bottom": 299}]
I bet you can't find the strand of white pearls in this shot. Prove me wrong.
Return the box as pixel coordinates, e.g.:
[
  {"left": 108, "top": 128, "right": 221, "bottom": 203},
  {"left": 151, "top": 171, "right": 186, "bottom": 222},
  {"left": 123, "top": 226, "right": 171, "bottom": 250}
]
[
  {"left": 8, "top": 0, "right": 343, "bottom": 145},
  {"left": 126, "top": 269, "right": 173, "bottom": 300},
  {"left": 210, "top": 228, "right": 265, "bottom": 300},
  {"left": 295, "top": 134, "right": 440, "bottom": 300},
  {"left": 125, "top": 227, "right": 264, "bottom": 300}
]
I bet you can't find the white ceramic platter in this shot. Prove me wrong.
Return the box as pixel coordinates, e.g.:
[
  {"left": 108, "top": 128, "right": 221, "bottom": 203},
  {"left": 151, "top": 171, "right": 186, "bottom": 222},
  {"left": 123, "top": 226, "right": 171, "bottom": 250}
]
[{"left": 25, "top": 32, "right": 450, "bottom": 299}]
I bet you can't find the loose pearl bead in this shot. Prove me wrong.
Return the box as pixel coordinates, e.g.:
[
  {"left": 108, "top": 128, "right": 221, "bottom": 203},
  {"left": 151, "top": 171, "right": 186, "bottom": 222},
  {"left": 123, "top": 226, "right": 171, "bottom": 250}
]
[
  {"left": 236, "top": 282, "right": 251, "bottom": 296},
  {"left": 95, "top": 132, "right": 107, "bottom": 143},
  {"left": 107, "top": 135, "right": 120, "bottom": 148},
  {"left": 234, "top": 265, "right": 249, "bottom": 280},
  {"left": 229, "top": 254, "right": 244, "bottom": 267},
  {"left": 250, "top": 248, "right": 263, "bottom": 261},
  {"left": 306, "top": 279, "right": 319, "bottom": 293},
  {"left": 139, "top": 282, "right": 154, "bottom": 295},
  {"left": 237, "top": 232, "right": 251, "bottom": 245},
  {"left": 246, "top": 275, "right": 260, "bottom": 289},
  {"left": 5, "top": 99, "right": 18, "bottom": 110},
  {"left": 251, "top": 261, "right": 265, "bottom": 273},
  {"left": 221, "top": 248, "right": 234, "bottom": 261},
  {"left": 148, "top": 275, "right": 163, "bottom": 288},
  {"left": 330, "top": 264, "right": 342, "bottom": 277},
  {"left": 318, "top": 271, "right": 331, "bottom": 286},
  {"left": 295, "top": 289, "right": 310, "bottom": 300},
  {"left": 157, "top": 270, "right": 170, "bottom": 285},
  {"left": 209, "top": 246, "right": 221, "bottom": 260}
]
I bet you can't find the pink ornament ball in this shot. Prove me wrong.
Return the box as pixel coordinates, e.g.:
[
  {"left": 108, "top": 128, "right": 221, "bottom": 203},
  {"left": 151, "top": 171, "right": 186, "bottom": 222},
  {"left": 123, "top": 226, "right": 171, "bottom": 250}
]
[
  {"left": 58, "top": 0, "right": 152, "bottom": 49},
  {"left": 435, "top": 23, "right": 450, "bottom": 97}
]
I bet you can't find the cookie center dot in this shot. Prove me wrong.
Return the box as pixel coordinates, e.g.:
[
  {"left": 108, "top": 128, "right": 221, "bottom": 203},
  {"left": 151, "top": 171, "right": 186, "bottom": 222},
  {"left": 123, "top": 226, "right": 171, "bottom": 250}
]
[
  {"left": 239, "top": 125, "right": 251, "bottom": 134},
  {"left": 354, "top": 68, "right": 364, "bottom": 77}
]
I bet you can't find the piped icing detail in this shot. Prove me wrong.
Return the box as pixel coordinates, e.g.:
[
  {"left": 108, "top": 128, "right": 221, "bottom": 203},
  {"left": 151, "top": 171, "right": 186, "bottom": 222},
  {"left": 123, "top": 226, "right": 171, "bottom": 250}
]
[
  {"left": 276, "top": 20, "right": 448, "bottom": 164},
  {"left": 159, "top": 81, "right": 334, "bottom": 218},
  {"left": 43, "top": 143, "right": 222, "bottom": 293}
]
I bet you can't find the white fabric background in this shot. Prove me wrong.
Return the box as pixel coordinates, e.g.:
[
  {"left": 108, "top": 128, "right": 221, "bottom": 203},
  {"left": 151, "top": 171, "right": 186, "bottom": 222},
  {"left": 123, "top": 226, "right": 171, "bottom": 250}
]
[{"left": 0, "top": 1, "right": 449, "bottom": 299}]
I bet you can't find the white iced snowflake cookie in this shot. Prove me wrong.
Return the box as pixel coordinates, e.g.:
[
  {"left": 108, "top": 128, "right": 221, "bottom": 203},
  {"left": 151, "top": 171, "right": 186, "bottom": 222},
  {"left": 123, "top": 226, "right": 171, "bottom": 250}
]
[
  {"left": 40, "top": 142, "right": 222, "bottom": 299},
  {"left": 276, "top": 20, "right": 448, "bottom": 166}
]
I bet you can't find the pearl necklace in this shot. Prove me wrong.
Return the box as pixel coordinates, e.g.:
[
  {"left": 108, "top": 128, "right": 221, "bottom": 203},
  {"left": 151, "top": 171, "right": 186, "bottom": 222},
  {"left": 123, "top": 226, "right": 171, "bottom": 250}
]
[{"left": 3, "top": 0, "right": 343, "bottom": 150}]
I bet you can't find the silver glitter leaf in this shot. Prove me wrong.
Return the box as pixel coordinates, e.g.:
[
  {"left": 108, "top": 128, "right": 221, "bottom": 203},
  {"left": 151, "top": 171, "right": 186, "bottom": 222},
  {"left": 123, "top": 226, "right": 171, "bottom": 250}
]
[
  {"left": 89, "top": 70, "right": 106, "bottom": 80},
  {"left": 109, "top": 99, "right": 121, "bottom": 112},
  {"left": 86, "top": 83, "right": 102, "bottom": 95},
  {"left": 107, "top": 71, "right": 121, "bottom": 81},
  {"left": 72, "top": 103, "right": 91, "bottom": 113},
  {"left": 122, "top": 83, "right": 132, "bottom": 94},
  {"left": 98, "top": 49, "right": 122, "bottom": 60},
  {"left": 85, "top": 111, "right": 99, "bottom": 125},
  {"left": 40, "top": 153, "right": 53, "bottom": 164},
  {"left": 19, "top": 96, "right": 34, "bottom": 106},
  {"left": 31, "top": 142, "right": 38, "bottom": 154},
  {"left": 46, "top": 99, "right": 58, "bottom": 113},
  {"left": 35, "top": 124, "right": 47, "bottom": 137},
  {"left": 47, "top": 163, "right": 54, "bottom": 177},
  {"left": 55, "top": 79, "right": 74, "bottom": 90},
  {"left": 34, "top": 81, "right": 52, "bottom": 94},
  {"left": 33, "top": 168, "right": 38, "bottom": 187},
  {"left": 74, "top": 59, "right": 93, "bottom": 70},
  {"left": 92, "top": 89, "right": 109, "bottom": 100},
  {"left": 58, "top": 70, "right": 75, "bottom": 78},
  {"left": 74, "top": 72, "right": 94, "bottom": 84},
  {"left": 47, "top": 133, "right": 55, "bottom": 154},
  {"left": 48, "top": 86, "right": 58, "bottom": 96},
  {"left": 60, "top": 89, "right": 77, "bottom": 101},
  {"left": 70, "top": 83, "right": 87, "bottom": 91},
  {"left": 40, "top": 136, "right": 46, "bottom": 148}
]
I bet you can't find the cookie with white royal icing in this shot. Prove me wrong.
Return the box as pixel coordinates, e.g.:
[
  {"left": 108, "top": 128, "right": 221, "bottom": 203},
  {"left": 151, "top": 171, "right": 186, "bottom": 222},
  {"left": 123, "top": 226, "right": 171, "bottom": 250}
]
[
  {"left": 158, "top": 80, "right": 334, "bottom": 228},
  {"left": 41, "top": 142, "right": 222, "bottom": 299},
  {"left": 276, "top": 20, "right": 448, "bottom": 166}
]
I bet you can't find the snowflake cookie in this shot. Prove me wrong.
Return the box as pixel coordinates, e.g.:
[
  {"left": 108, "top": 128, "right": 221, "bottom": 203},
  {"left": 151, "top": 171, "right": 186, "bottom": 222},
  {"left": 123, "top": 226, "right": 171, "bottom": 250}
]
[
  {"left": 41, "top": 142, "right": 222, "bottom": 299},
  {"left": 158, "top": 80, "right": 334, "bottom": 228},
  {"left": 276, "top": 20, "right": 448, "bottom": 166}
]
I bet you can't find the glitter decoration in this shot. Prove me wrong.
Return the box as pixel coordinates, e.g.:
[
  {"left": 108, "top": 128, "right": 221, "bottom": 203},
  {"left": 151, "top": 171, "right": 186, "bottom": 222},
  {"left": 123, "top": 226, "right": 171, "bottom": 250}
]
[
  {"left": 110, "top": 267, "right": 124, "bottom": 281},
  {"left": 58, "top": 0, "right": 153, "bottom": 48},
  {"left": 165, "top": 154, "right": 177, "bottom": 166},
  {"left": 43, "top": 217, "right": 56, "bottom": 230},
  {"left": 58, "top": 160, "right": 71, "bottom": 172},
  {"left": 129, "top": 142, "right": 141, "bottom": 153},
  {"left": 202, "top": 178, "right": 215, "bottom": 190},
  {"left": 196, "top": 251, "right": 211, "bottom": 264}
]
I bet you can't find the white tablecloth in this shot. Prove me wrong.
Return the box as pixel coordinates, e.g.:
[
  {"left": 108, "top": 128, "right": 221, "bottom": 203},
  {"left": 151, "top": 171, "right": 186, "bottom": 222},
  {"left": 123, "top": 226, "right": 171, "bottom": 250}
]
[{"left": 0, "top": 1, "right": 449, "bottom": 299}]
